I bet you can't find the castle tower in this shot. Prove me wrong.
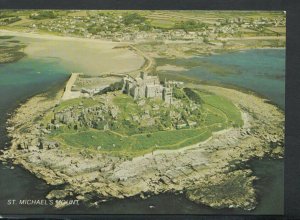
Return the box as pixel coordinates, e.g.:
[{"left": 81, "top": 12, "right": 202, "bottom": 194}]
[
  {"left": 163, "top": 86, "right": 173, "bottom": 105},
  {"left": 140, "top": 72, "right": 146, "bottom": 80}
]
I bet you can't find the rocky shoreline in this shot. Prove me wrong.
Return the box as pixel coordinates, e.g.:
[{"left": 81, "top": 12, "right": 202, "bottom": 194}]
[{"left": 0, "top": 83, "right": 284, "bottom": 211}]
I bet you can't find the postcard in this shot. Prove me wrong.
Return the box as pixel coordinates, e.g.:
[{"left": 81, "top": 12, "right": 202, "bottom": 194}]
[{"left": 0, "top": 9, "right": 285, "bottom": 216}]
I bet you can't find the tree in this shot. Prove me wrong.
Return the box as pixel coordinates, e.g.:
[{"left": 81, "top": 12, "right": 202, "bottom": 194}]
[
  {"left": 183, "top": 88, "right": 203, "bottom": 104},
  {"left": 174, "top": 20, "right": 208, "bottom": 32},
  {"left": 29, "top": 11, "right": 57, "bottom": 20},
  {"left": 138, "top": 22, "right": 152, "bottom": 31},
  {"left": 123, "top": 13, "right": 147, "bottom": 25}
]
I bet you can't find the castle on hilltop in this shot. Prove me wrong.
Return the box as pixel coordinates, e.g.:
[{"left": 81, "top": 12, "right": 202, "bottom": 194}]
[{"left": 122, "top": 72, "right": 173, "bottom": 104}]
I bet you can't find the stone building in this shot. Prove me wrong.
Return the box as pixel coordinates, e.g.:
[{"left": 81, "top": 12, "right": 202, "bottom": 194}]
[
  {"left": 122, "top": 72, "right": 173, "bottom": 103},
  {"left": 162, "top": 86, "right": 172, "bottom": 104}
]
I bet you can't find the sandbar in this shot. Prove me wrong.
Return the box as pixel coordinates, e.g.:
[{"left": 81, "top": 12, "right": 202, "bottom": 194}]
[{"left": 0, "top": 30, "right": 145, "bottom": 76}]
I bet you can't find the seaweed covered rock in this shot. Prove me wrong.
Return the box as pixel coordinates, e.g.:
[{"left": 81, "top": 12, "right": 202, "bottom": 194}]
[{"left": 186, "top": 170, "right": 257, "bottom": 211}]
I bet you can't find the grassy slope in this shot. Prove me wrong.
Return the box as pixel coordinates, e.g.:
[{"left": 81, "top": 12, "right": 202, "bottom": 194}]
[
  {"left": 54, "top": 128, "right": 211, "bottom": 157},
  {"left": 47, "top": 88, "right": 242, "bottom": 157},
  {"left": 197, "top": 90, "right": 243, "bottom": 127}
]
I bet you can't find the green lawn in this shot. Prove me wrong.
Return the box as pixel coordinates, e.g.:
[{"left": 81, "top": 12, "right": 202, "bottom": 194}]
[
  {"left": 197, "top": 90, "right": 243, "bottom": 127},
  {"left": 150, "top": 19, "right": 175, "bottom": 29},
  {"left": 55, "top": 97, "right": 99, "bottom": 112},
  {"left": 113, "top": 94, "right": 139, "bottom": 118},
  {"left": 46, "top": 87, "right": 243, "bottom": 157},
  {"left": 54, "top": 127, "right": 212, "bottom": 157}
]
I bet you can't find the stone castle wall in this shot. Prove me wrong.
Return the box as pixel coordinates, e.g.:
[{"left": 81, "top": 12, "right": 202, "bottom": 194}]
[{"left": 123, "top": 72, "right": 172, "bottom": 103}]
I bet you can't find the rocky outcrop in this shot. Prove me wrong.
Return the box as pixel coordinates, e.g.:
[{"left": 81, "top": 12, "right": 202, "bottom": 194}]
[
  {"left": 52, "top": 103, "right": 118, "bottom": 130},
  {"left": 186, "top": 170, "right": 257, "bottom": 211},
  {"left": 0, "top": 84, "right": 284, "bottom": 211}
]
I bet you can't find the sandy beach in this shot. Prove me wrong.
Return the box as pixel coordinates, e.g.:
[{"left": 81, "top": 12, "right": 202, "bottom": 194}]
[
  {"left": 0, "top": 30, "right": 145, "bottom": 76},
  {"left": 156, "top": 64, "right": 188, "bottom": 72}
]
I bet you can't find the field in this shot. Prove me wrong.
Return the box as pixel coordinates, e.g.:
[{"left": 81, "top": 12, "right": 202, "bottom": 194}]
[
  {"left": 46, "top": 88, "right": 243, "bottom": 158},
  {"left": 0, "top": 10, "right": 285, "bottom": 37}
]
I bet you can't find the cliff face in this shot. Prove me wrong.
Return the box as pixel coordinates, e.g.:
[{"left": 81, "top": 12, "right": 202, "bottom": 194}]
[{"left": 0, "top": 84, "right": 284, "bottom": 211}]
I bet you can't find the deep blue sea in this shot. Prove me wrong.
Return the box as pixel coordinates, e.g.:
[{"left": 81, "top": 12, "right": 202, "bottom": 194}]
[{"left": 0, "top": 46, "right": 285, "bottom": 215}]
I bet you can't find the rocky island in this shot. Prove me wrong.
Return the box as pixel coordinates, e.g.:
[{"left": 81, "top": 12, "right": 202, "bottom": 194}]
[{"left": 0, "top": 70, "right": 284, "bottom": 210}]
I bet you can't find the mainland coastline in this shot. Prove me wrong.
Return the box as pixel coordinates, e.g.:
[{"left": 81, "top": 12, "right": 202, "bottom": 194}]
[{"left": 0, "top": 30, "right": 284, "bottom": 211}]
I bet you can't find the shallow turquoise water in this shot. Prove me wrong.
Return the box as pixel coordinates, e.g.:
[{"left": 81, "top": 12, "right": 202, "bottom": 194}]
[
  {"left": 0, "top": 57, "right": 68, "bottom": 85},
  {"left": 0, "top": 56, "right": 69, "bottom": 214},
  {"left": 0, "top": 47, "right": 285, "bottom": 215},
  {"left": 0, "top": 57, "right": 69, "bottom": 138},
  {"left": 158, "top": 49, "right": 285, "bottom": 109}
]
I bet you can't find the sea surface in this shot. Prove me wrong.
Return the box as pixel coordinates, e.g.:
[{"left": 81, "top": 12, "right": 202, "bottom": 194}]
[
  {"left": 0, "top": 46, "right": 285, "bottom": 215},
  {"left": 157, "top": 49, "right": 285, "bottom": 109}
]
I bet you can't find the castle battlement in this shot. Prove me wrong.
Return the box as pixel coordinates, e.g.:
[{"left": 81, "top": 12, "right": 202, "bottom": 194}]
[{"left": 122, "top": 72, "right": 172, "bottom": 104}]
